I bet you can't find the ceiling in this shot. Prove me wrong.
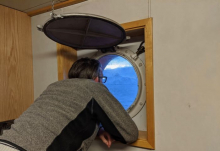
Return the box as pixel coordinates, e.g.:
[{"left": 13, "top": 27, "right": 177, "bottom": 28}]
[{"left": 0, "top": 0, "right": 67, "bottom": 13}]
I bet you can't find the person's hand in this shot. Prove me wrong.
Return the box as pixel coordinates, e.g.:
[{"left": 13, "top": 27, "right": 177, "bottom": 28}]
[{"left": 98, "top": 128, "right": 115, "bottom": 148}]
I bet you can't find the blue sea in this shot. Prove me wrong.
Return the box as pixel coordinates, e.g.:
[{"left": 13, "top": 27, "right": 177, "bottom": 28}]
[{"left": 103, "top": 67, "right": 138, "bottom": 110}]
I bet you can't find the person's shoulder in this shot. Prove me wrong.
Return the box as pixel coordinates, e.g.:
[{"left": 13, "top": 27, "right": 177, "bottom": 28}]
[
  {"left": 48, "top": 78, "right": 85, "bottom": 85},
  {"left": 45, "top": 79, "right": 78, "bottom": 89},
  {"left": 46, "top": 79, "right": 108, "bottom": 91},
  {"left": 46, "top": 79, "right": 70, "bottom": 86},
  {"left": 85, "top": 80, "right": 108, "bottom": 92}
]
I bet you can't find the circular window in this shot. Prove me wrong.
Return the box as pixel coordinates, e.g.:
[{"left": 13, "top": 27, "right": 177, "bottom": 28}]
[
  {"left": 92, "top": 48, "right": 146, "bottom": 117},
  {"left": 99, "top": 55, "right": 138, "bottom": 110}
]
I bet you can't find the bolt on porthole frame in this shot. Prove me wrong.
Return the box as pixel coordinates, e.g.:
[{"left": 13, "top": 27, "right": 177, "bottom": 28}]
[{"left": 92, "top": 47, "right": 146, "bottom": 118}]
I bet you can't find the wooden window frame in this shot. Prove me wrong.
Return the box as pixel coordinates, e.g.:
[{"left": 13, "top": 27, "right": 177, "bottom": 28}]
[
  {"left": 57, "top": 18, "right": 155, "bottom": 149},
  {"left": 121, "top": 18, "right": 155, "bottom": 149}
]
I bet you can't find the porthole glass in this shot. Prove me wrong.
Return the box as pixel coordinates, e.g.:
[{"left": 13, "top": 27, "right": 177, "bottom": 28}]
[
  {"left": 99, "top": 55, "right": 138, "bottom": 110},
  {"left": 93, "top": 47, "right": 146, "bottom": 118}
]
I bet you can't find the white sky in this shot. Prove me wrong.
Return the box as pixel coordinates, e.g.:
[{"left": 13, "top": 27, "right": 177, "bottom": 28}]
[{"left": 105, "top": 56, "right": 132, "bottom": 69}]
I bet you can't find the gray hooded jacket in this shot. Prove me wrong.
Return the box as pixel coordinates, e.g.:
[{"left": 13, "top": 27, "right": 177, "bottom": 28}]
[{"left": 0, "top": 79, "right": 138, "bottom": 151}]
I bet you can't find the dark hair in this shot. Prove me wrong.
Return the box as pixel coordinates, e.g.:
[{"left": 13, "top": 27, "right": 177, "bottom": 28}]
[{"left": 68, "top": 58, "right": 101, "bottom": 79}]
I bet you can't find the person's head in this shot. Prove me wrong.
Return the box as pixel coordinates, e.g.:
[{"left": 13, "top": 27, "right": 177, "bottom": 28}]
[{"left": 68, "top": 58, "right": 102, "bottom": 82}]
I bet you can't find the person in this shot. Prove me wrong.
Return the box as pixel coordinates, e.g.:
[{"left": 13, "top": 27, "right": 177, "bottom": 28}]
[{"left": 0, "top": 58, "right": 138, "bottom": 151}]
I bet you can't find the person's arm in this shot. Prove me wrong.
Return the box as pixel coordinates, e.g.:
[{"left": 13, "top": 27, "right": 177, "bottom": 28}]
[{"left": 91, "top": 84, "right": 138, "bottom": 144}]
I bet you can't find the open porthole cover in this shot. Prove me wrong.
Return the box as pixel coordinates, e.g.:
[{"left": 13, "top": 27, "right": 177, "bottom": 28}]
[
  {"left": 41, "top": 13, "right": 126, "bottom": 49},
  {"left": 92, "top": 47, "right": 146, "bottom": 118}
]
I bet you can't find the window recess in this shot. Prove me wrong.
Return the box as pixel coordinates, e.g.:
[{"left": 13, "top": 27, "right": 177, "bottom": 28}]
[{"left": 57, "top": 18, "right": 155, "bottom": 149}]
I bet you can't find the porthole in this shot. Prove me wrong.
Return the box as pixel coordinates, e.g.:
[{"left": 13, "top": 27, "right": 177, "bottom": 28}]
[
  {"left": 92, "top": 47, "right": 146, "bottom": 117},
  {"left": 99, "top": 55, "right": 138, "bottom": 110}
]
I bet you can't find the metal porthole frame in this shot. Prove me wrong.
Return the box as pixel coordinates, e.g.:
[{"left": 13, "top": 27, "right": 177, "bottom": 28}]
[
  {"left": 38, "top": 13, "right": 126, "bottom": 49},
  {"left": 92, "top": 47, "right": 146, "bottom": 118}
]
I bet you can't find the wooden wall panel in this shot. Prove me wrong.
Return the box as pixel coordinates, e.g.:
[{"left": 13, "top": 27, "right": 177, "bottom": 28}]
[
  {"left": 57, "top": 44, "right": 77, "bottom": 81},
  {"left": 122, "top": 18, "right": 155, "bottom": 149},
  {"left": 0, "top": 5, "right": 34, "bottom": 122}
]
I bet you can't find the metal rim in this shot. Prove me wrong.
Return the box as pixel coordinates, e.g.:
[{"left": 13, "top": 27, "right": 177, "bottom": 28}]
[
  {"left": 92, "top": 47, "right": 146, "bottom": 118},
  {"left": 42, "top": 13, "right": 126, "bottom": 49}
]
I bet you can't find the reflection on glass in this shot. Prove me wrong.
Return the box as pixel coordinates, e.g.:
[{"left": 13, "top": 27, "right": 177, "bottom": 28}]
[{"left": 99, "top": 55, "right": 138, "bottom": 110}]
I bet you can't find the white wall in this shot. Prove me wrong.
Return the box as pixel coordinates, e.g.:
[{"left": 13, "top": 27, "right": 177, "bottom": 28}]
[
  {"left": 31, "top": 13, "right": 58, "bottom": 99},
  {"left": 31, "top": 0, "right": 220, "bottom": 151},
  {"left": 152, "top": 1, "right": 220, "bottom": 151}
]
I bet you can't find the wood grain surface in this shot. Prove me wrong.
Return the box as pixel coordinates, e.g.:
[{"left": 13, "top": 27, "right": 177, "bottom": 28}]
[
  {"left": 57, "top": 44, "right": 77, "bottom": 80},
  {"left": 0, "top": 5, "right": 34, "bottom": 122}
]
